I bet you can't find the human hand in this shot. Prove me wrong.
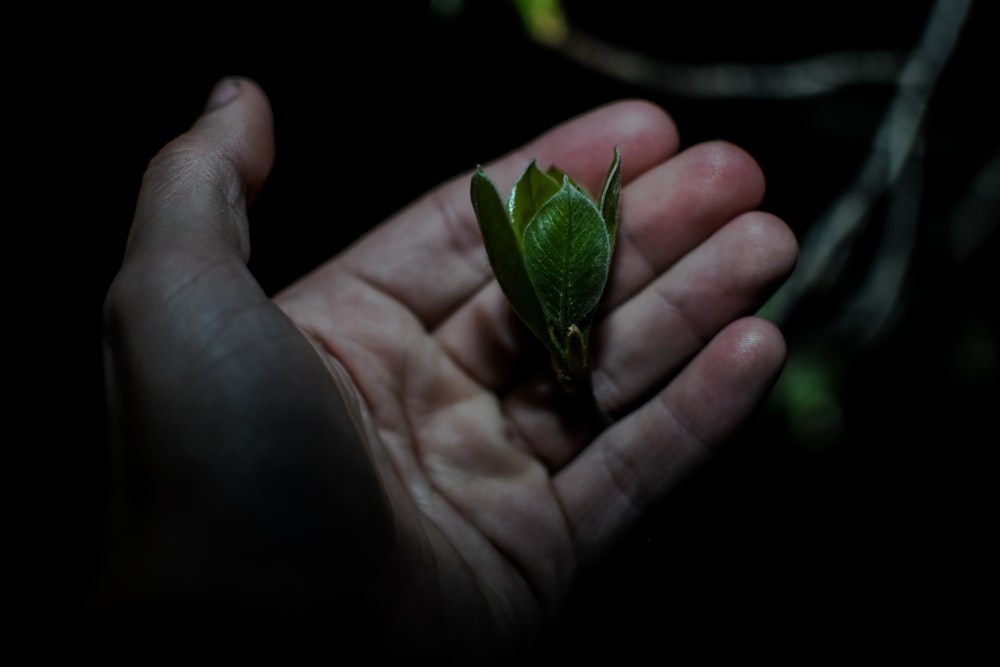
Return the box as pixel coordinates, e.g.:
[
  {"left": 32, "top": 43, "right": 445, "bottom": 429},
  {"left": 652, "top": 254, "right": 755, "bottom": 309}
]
[{"left": 95, "top": 77, "right": 797, "bottom": 661}]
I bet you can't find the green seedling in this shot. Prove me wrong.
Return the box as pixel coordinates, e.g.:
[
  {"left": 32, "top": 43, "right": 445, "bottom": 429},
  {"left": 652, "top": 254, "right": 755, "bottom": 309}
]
[{"left": 470, "top": 147, "right": 621, "bottom": 394}]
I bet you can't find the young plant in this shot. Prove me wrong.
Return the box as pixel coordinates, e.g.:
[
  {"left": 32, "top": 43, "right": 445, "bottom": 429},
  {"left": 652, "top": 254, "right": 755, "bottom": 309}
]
[{"left": 470, "top": 147, "right": 621, "bottom": 394}]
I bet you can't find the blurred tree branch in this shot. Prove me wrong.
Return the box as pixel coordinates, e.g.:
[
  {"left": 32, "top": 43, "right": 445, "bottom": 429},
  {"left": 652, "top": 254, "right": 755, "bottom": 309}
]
[
  {"left": 766, "top": 0, "right": 974, "bottom": 336},
  {"left": 552, "top": 31, "right": 907, "bottom": 99}
]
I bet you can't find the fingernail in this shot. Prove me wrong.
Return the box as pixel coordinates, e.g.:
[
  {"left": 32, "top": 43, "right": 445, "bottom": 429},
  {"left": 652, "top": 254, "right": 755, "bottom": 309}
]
[{"left": 206, "top": 77, "right": 241, "bottom": 111}]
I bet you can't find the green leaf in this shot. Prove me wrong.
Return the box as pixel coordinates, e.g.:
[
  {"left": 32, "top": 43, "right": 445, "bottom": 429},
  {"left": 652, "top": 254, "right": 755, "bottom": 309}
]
[
  {"left": 471, "top": 167, "right": 549, "bottom": 344},
  {"left": 599, "top": 146, "right": 622, "bottom": 253},
  {"left": 546, "top": 164, "right": 590, "bottom": 197},
  {"left": 508, "top": 160, "right": 561, "bottom": 246},
  {"left": 523, "top": 177, "right": 611, "bottom": 334}
]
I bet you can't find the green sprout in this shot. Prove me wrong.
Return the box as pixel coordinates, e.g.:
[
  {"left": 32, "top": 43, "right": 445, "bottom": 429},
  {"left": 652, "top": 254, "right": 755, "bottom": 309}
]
[{"left": 470, "top": 147, "right": 621, "bottom": 394}]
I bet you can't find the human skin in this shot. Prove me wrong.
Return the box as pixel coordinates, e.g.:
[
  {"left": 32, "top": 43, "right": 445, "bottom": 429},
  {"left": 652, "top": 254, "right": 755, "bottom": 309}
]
[{"left": 93, "top": 77, "right": 798, "bottom": 662}]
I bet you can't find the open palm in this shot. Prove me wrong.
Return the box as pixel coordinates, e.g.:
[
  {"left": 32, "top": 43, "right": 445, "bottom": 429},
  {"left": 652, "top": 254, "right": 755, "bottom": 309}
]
[{"left": 98, "top": 78, "right": 797, "bottom": 661}]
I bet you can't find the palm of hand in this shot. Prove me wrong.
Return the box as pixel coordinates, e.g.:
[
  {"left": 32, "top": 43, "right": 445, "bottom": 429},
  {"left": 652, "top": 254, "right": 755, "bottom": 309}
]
[
  {"left": 272, "top": 106, "right": 794, "bottom": 647},
  {"left": 274, "top": 192, "right": 589, "bottom": 644}
]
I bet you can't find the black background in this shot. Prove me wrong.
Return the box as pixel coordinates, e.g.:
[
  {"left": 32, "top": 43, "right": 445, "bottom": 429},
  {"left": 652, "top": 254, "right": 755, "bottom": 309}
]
[{"left": 15, "top": 0, "right": 996, "bottom": 659}]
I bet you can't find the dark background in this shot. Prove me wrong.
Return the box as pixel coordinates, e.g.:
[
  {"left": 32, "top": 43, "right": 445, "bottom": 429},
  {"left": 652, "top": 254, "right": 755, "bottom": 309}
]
[{"left": 16, "top": 0, "right": 995, "bottom": 659}]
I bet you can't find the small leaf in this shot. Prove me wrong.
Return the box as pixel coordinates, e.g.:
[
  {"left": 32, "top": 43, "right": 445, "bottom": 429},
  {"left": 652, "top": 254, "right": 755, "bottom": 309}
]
[
  {"left": 546, "top": 164, "right": 589, "bottom": 197},
  {"left": 509, "top": 160, "right": 561, "bottom": 246},
  {"left": 548, "top": 323, "right": 591, "bottom": 394},
  {"left": 523, "top": 177, "right": 611, "bottom": 334},
  {"left": 471, "top": 168, "right": 549, "bottom": 343},
  {"left": 599, "top": 146, "right": 622, "bottom": 253}
]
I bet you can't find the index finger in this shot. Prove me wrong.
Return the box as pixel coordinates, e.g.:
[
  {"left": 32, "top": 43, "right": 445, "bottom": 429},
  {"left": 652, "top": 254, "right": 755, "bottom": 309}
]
[{"left": 285, "top": 99, "right": 679, "bottom": 328}]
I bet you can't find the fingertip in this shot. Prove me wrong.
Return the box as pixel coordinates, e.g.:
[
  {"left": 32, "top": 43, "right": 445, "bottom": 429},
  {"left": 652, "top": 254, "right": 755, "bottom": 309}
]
[
  {"left": 127, "top": 76, "right": 274, "bottom": 262},
  {"left": 488, "top": 98, "right": 681, "bottom": 197},
  {"left": 192, "top": 75, "right": 275, "bottom": 200},
  {"left": 724, "top": 210, "right": 800, "bottom": 291},
  {"left": 680, "top": 140, "right": 768, "bottom": 212},
  {"left": 663, "top": 316, "right": 789, "bottom": 448},
  {"left": 729, "top": 316, "right": 788, "bottom": 377},
  {"left": 709, "top": 318, "right": 791, "bottom": 430},
  {"left": 755, "top": 211, "right": 800, "bottom": 281},
  {"left": 605, "top": 98, "right": 679, "bottom": 153},
  {"left": 205, "top": 76, "right": 243, "bottom": 112},
  {"left": 577, "top": 98, "right": 681, "bottom": 176},
  {"left": 202, "top": 76, "right": 269, "bottom": 113}
]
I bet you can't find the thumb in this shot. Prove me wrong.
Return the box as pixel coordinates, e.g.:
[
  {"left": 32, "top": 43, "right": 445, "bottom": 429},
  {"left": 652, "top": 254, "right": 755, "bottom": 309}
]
[
  {"left": 103, "top": 75, "right": 280, "bottom": 439},
  {"left": 124, "top": 76, "right": 275, "bottom": 265}
]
